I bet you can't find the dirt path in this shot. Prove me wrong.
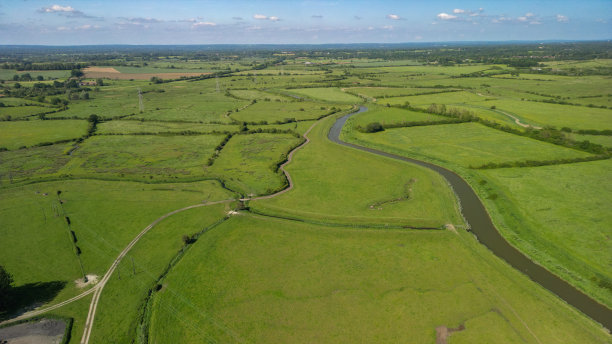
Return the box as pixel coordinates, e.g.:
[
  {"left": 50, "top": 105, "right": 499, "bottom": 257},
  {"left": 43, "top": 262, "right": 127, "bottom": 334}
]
[
  {"left": 497, "top": 109, "right": 542, "bottom": 129},
  {"left": 79, "top": 200, "right": 232, "bottom": 344},
  {"left": 2, "top": 110, "right": 328, "bottom": 344}
]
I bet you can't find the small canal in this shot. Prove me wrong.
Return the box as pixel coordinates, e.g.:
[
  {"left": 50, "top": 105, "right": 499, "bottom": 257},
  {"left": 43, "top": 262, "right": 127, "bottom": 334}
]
[{"left": 329, "top": 106, "right": 612, "bottom": 330}]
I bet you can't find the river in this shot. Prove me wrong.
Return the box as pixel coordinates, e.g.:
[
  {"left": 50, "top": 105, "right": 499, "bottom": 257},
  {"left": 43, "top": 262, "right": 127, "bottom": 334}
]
[{"left": 329, "top": 106, "right": 612, "bottom": 330}]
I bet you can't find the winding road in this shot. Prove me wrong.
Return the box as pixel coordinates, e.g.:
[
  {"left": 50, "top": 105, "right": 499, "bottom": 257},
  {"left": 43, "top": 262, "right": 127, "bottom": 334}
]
[{"left": 329, "top": 106, "right": 612, "bottom": 330}]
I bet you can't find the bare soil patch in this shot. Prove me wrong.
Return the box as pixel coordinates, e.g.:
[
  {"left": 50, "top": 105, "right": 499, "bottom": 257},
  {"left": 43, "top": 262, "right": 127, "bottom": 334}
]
[
  {"left": 75, "top": 274, "right": 99, "bottom": 288},
  {"left": 0, "top": 318, "right": 66, "bottom": 344},
  {"left": 83, "top": 67, "right": 120, "bottom": 74},
  {"left": 435, "top": 324, "right": 465, "bottom": 344}
]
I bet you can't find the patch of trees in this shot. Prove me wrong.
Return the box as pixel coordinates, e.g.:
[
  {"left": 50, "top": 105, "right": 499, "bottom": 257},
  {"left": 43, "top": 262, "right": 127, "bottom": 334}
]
[
  {"left": 206, "top": 133, "right": 233, "bottom": 166},
  {"left": 1, "top": 62, "right": 88, "bottom": 71},
  {"left": 0, "top": 265, "right": 13, "bottom": 311},
  {"left": 356, "top": 117, "right": 473, "bottom": 133}
]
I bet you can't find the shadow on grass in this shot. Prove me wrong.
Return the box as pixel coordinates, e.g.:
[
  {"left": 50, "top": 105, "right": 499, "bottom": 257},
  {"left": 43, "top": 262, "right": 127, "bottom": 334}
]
[{"left": 0, "top": 281, "right": 66, "bottom": 321}]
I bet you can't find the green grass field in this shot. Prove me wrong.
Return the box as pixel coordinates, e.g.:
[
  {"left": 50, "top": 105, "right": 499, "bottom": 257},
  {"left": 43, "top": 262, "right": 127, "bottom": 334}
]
[
  {"left": 479, "top": 99, "right": 612, "bottom": 130},
  {"left": 97, "top": 120, "right": 238, "bottom": 134},
  {"left": 285, "top": 87, "right": 362, "bottom": 103},
  {"left": 478, "top": 159, "right": 612, "bottom": 306},
  {"left": 0, "top": 120, "right": 87, "bottom": 150},
  {"left": 0, "top": 143, "right": 72, "bottom": 183},
  {"left": 89, "top": 204, "right": 230, "bottom": 344},
  {"left": 343, "top": 122, "right": 592, "bottom": 168},
  {"left": 251, "top": 114, "right": 463, "bottom": 228},
  {"left": 1, "top": 53, "right": 610, "bottom": 343},
  {"left": 230, "top": 100, "right": 331, "bottom": 123},
  {"left": 0, "top": 179, "right": 234, "bottom": 307},
  {"left": 209, "top": 133, "right": 303, "bottom": 196},
  {"left": 348, "top": 105, "right": 447, "bottom": 127},
  {"left": 383, "top": 90, "right": 490, "bottom": 107},
  {"left": 63, "top": 134, "right": 224, "bottom": 179},
  {"left": 344, "top": 87, "right": 453, "bottom": 99},
  {"left": 0, "top": 105, "right": 56, "bottom": 120},
  {"left": 148, "top": 214, "right": 607, "bottom": 343}
]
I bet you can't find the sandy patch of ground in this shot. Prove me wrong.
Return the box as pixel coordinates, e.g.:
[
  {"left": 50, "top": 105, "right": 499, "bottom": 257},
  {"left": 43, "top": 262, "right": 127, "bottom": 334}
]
[
  {"left": 227, "top": 210, "right": 239, "bottom": 216},
  {"left": 436, "top": 324, "right": 465, "bottom": 344},
  {"left": 75, "top": 274, "right": 99, "bottom": 288},
  {"left": 83, "top": 67, "right": 120, "bottom": 74},
  {"left": 445, "top": 223, "right": 458, "bottom": 234},
  {"left": 0, "top": 318, "right": 65, "bottom": 344}
]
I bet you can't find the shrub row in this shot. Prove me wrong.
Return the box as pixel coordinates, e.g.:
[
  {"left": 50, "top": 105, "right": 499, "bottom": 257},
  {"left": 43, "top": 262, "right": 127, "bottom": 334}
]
[{"left": 471, "top": 155, "right": 610, "bottom": 169}]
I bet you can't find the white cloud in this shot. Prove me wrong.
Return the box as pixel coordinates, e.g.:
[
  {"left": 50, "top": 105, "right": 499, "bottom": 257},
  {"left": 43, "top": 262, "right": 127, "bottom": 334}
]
[
  {"left": 382, "top": 25, "right": 393, "bottom": 30},
  {"left": 120, "top": 17, "right": 163, "bottom": 24},
  {"left": 557, "top": 14, "right": 569, "bottom": 22},
  {"left": 193, "top": 21, "right": 216, "bottom": 27},
  {"left": 387, "top": 14, "right": 400, "bottom": 20},
  {"left": 42, "top": 4, "right": 75, "bottom": 13},
  {"left": 525, "top": 12, "right": 534, "bottom": 17},
  {"left": 39, "top": 4, "right": 94, "bottom": 18},
  {"left": 453, "top": 9, "right": 465, "bottom": 14},
  {"left": 253, "top": 14, "right": 279, "bottom": 21},
  {"left": 517, "top": 16, "right": 528, "bottom": 22},
  {"left": 437, "top": 13, "right": 457, "bottom": 20}
]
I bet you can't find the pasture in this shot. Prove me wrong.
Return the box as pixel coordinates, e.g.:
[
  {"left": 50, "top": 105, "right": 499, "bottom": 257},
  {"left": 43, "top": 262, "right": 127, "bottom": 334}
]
[
  {"left": 229, "top": 100, "right": 332, "bottom": 123},
  {"left": 285, "top": 87, "right": 362, "bottom": 103},
  {"left": 147, "top": 214, "right": 606, "bottom": 344},
  {"left": 1, "top": 48, "right": 610, "bottom": 343},
  {"left": 0, "top": 120, "right": 87, "bottom": 150},
  {"left": 478, "top": 159, "right": 612, "bottom": 306},
  {"left": 343, "top": 122, "right": 592, "bottom": 168},
  {"left": 0, "top": 179, "right": 233, "bottom": 308},
  {"left": 251, "top": 114, "right": 463, "bottom": 228},
  {"left": 209, "top": 133, "right": 303, "bottom": 196},
  {"left": 63, "top": 134, "right": 224, "bottom": 180}
]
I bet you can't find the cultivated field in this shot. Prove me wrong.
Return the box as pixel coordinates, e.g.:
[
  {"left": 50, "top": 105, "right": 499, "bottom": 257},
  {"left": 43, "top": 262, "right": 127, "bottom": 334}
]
[{"left": 83, "top": 67, "right": 210, "bottom": 80}]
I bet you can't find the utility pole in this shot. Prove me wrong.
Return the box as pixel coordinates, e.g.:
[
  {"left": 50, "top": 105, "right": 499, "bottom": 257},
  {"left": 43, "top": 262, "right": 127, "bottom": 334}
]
[
  {"left": 131, "top": 256, "right": 136, "bottom": 275},
  {"left": 215, "top": 76, "right": 220, "bottom": 93},
  {"left": 138, "top": 88, "right": 144, "bottom": 113}
]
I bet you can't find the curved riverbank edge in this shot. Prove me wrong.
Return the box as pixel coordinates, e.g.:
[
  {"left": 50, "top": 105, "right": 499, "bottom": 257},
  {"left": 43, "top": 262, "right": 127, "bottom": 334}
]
[{"left": 329, "top": 106, "right": 612, "bottom": 330}]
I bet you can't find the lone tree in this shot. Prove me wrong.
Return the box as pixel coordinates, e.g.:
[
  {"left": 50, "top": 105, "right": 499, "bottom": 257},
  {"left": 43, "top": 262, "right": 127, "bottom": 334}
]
[
  {"left": 0, "top": 265, "right": 14, "bottom": 311},
  {"left": 71, "top": 69, "right": 84, "bottom": 78}
]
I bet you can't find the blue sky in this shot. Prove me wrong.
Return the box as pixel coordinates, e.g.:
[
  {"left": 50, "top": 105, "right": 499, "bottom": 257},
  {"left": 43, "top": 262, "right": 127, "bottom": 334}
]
[{"left": 0, "top": 0, "right": 610, "bottom": 44}]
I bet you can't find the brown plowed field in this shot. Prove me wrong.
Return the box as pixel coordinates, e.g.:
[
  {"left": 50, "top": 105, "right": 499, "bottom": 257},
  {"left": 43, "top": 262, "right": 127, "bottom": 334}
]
[{"left": 83, "top": 67, "right": 210, "bottom": 80}]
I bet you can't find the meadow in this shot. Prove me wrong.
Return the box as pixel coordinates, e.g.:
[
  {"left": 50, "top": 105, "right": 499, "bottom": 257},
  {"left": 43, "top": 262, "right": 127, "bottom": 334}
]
[
  {"left": 251, "top": 114, "right": 463, "bottom": 228},
  {"left": 147, "top": 214, "right": 607, "bottom": 343},
  {"left": 63, "top": 134, "right": 224, "bottom": 180},
  {"left": 348, "top": 105, "right": 447, "bottom": 127},
  {"left": 208, "top": 133, "right": 303, "bottom": 196},
  {"left": 284, "top": 87, "right": 362, "bottom": 103},
  {"left": 229, "top": 100, "right": 332, "bottom": 123},
  {"left": 343, "top": 122, "right": 593, "bottom": 168},
  {"left": 0, "top": 179, "right": 233, "bottom": 309},
  {"left": 0, "top": 120, "right": 87, "bottom": 150},
  {"left": 0, "top": 47, "right": 610, "bottom": 344}
]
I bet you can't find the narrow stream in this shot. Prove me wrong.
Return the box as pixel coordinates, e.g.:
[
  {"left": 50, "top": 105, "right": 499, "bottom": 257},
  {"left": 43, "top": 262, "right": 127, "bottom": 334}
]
[{"left": 329, "top": 106, "right": 612, "bottom": 330}]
